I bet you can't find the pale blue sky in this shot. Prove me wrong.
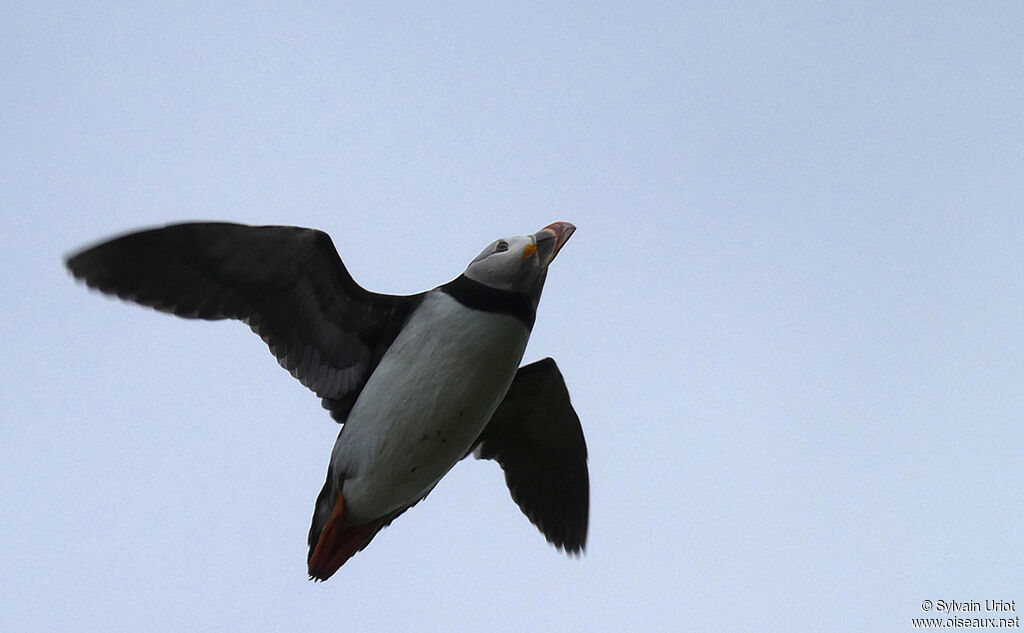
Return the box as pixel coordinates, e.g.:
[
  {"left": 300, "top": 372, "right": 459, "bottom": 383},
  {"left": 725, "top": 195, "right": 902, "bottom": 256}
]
[{"left": 3, "top": 3, "right": 1023, "bottom": 632}]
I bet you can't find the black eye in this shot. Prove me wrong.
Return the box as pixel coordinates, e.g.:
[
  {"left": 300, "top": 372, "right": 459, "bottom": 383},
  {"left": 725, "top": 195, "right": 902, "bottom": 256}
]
[{"left": 495, "top": 240, "right": 509, "bottom": 253}]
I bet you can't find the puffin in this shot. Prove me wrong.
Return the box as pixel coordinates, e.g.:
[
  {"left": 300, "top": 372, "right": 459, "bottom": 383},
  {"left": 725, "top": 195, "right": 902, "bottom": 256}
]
[{"left": 65, "top": 221, "right": 588, "bottom": 581}]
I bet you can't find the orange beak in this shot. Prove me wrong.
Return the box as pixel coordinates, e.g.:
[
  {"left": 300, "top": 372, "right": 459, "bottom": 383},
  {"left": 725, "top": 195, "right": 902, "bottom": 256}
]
[{"left": 533, "top": 222, "right": 576, "bottom": 265}]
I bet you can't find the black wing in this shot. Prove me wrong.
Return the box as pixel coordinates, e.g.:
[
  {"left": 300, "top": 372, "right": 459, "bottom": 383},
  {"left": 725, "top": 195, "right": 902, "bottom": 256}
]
[
  {"left": 65, "top": 222, "right": 424, "bottom": 422},
  {"left": 472, "top": 358, "right": 589, "bottom": 553}
]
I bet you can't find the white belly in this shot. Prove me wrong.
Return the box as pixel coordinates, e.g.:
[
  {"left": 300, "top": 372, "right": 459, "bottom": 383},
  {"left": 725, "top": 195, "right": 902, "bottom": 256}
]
[{"left": 331, "top": 291, "right": 529, "bottom": 523}]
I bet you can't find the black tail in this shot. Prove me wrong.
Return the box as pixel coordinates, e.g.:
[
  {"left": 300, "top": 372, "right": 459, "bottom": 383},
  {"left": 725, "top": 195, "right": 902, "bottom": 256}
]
[{"left": 307, "top": 466, "right": 339, "bottom": 563}]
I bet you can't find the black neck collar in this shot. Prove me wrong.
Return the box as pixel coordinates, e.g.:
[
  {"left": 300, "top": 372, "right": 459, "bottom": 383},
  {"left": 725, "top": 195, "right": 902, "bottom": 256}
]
[{"left": 439, "top": 275, "right": 536, "bottom": 329}]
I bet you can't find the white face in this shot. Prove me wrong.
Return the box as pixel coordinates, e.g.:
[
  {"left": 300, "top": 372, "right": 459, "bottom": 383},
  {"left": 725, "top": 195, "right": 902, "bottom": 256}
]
[{"left": 463, "top": 234, "right": 548, "bottom": 293}]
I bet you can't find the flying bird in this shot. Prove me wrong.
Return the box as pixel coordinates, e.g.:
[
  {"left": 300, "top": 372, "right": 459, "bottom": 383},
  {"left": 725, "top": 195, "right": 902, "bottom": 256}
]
[{"left": 65, "top": 221, "right": 588, "bottom": 580}]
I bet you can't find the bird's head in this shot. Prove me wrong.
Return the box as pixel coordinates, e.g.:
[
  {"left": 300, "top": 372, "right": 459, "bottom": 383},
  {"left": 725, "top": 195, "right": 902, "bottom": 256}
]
[{"left": 463, "top": 222, "right": 575, "bottom": 294}]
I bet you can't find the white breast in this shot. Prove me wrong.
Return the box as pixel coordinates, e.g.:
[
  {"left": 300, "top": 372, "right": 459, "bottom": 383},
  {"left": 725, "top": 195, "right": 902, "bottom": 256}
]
[{"left": 331, "top": 291, "right": 530, "bottom": 523}]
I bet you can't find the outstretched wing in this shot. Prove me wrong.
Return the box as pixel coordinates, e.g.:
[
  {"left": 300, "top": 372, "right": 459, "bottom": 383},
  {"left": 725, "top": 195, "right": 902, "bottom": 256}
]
[
  {"left": 472, "top": 358, "right": 589, "bottom": 553},
  {"left": 65, "top": 222, "right": 424, "bottom": 422}
]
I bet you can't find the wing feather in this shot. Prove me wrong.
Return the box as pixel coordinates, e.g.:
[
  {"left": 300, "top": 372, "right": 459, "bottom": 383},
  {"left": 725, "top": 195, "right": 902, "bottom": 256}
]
[
  {"left": 66, "top": 222, "right": 423, "bottom": 421},
  {"left": 472, "top": 358, "right": 589, "bottom": 553}
]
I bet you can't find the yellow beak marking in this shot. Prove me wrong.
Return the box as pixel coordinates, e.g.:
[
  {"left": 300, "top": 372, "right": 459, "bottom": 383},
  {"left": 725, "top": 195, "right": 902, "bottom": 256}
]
[{"left": 523, "top": 243, "right": 537, "bottom": 258}]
